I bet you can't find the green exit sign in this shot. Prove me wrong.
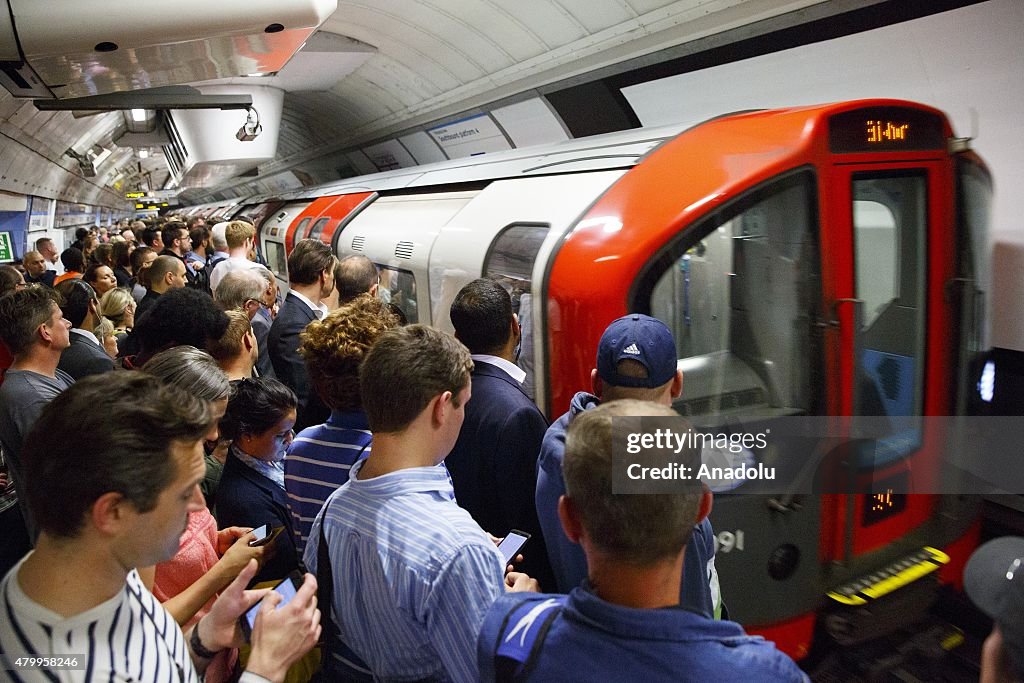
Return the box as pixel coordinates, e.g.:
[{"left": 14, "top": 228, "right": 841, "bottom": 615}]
[{"left": 0, "top": 232, "right": 14, "bottom": 262}]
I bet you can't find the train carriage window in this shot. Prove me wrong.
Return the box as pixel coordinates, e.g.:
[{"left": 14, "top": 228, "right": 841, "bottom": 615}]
[
  {"left": 307, "top": 217, "right": 330, "bottom": 243},
  {"left": 483, "top": 223, "right": 551, "bottom": 401},
  {"left": 376, "top": 265, "right": 418, "bottom": 324},
  {"left": 264, "top": 241, "right": 288, "bottom": 280},
  {"left": 852, "top": 173, "right": 926, "bottom": 420},
  {"left": 642, "top": 172, "right": 821, "bottom": 422},
  {"left": 294, "top": 217, "right": 312, "bottom": 241}
]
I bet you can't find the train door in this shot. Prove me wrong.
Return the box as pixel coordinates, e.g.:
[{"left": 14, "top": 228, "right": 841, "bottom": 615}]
[
  {"left": 336, "top": 192, "right": 481, "bottom": 325},
  {"left": 816, "top": 112, "right": 981, "bottom": 645},
  {"left": 260, "top": 200, "right": 314, "bottom": 292}
]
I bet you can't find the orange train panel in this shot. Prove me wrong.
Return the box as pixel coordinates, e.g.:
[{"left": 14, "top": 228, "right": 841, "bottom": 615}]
[{"left": 285, "top": 192, "right": 375, "bottom": 252}]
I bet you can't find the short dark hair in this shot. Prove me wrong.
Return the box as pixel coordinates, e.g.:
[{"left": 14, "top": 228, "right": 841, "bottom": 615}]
[
  {"left": 148, "top": 254, "right": 182, "bottom": 286},
  {"left": 0, "top": 287, "right": 58, "bottom": 354},
  {"left": 61, "top": 247, "right": 85, "bottom": 273},
  {"left": 360, "top": 324, "right": 473, "bottom": 433},
  {"left": 564, "top": 400, "right": 702, "bottom": 565},
  {"left": 23, "top": 372, "right": 212, "bottom": 538},
  {"left": 0, "top": 265, "right": 22, "bottom": 295},
  {"left": 189, "top": 225, "right": 210, "bottom": 248},
  {"left": 132, "top": 287, "right": 229, "bottom": 363},
  {"left": 287, "top": 239, "right": 334, "bottom": 286},
  {"left": 161, "top": 221, "right": 187, "bottom": 250},
  {"left": 450, "top": 278, "right": 513, "bottom": 355},
  {"left": 300, "top": 295, "right": 399, "bottom": 412},
  {"left": 141, "top": 226, "right": 162, "bottom": 249},
  {"left": 335, "top": 255, "right": 378, "bottom": 304},
  {"left": 220, "top": 377, "right": 297, "bottom": 440},
  {"left": 54, "top": 279, "right": 98, "bottom": 328},
  {"left": 112, "top": 240, "right": 133, "bottom": 269},
  {"left": 83, "top": 262, "right": 110, "bottom": 288},
  {"left": 130, "top": 246, "right": 155, "bottom": 285},
  {"left": 74, "top": 227, "right": 90, "bottom": 241}
]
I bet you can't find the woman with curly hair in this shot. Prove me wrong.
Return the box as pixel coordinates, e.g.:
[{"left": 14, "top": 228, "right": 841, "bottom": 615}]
[{"left": 285, "top": 295, "right": 399, "bottom": 554}]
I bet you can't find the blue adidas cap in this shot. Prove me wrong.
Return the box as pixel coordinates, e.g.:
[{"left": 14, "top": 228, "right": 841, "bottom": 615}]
[{"left": 596, "top": 314, "right": 677, "bottom": 389}]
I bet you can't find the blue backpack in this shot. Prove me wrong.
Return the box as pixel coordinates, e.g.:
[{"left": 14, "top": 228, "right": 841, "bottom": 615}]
[{"left": 491, "top": 595, "right": 567, "bottom": 682}]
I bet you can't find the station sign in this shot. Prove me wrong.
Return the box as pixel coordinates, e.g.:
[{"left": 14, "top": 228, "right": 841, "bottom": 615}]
[{"left": 0, "top": 231, "right": 14, "bottom": 262}]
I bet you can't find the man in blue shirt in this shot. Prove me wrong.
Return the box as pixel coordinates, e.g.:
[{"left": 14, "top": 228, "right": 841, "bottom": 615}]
[
  {"left": 304, "top": 325, "right": 539, "bottom": 682},
  {"left": 285, "top": 295, "right": 398, "bottom": 555},
  {"left": 535, "top": 313, "right": 720, "bottom": 616},
  {"left": 481, "top": 400, "right": 808, "bottom": 682}
]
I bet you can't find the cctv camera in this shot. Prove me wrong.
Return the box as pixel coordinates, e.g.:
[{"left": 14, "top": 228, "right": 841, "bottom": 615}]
[{"left": 236, "top": 121, "right": 262, "bottom": 142}]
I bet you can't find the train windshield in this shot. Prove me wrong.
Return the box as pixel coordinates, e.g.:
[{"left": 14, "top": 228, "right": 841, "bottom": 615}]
[{"left": 646, "top": 172, "right": 821, "bottom": 423}]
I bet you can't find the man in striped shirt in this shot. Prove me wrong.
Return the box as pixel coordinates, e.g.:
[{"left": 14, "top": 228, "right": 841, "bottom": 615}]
[
  {"left": 0, "top": 373, "right": 321, "bottom": 683},
  {"left": 286, "top": 295, "right": 398, "bottom": 555},
  {"left": 304, "top": 325, "right": 540, "bottom": 682}
]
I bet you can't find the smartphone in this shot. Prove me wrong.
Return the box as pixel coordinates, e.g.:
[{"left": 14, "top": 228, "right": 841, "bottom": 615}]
[
  {"left": 239, "top": 572, "right": 303, "bottom": 641},
  {"left": 248, "top": 524, "right": 269, "bottom": 546},
  {"left": 249, "top": 525, "right": 284, "bottom": 548},
  {"left": 497, "top": 529, "right": 531, "bottom": 565}
]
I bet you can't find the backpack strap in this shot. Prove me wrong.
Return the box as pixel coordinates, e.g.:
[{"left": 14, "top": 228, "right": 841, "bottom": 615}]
[{"left": 493, "top": 596, "right": 566, "bottom": 683}]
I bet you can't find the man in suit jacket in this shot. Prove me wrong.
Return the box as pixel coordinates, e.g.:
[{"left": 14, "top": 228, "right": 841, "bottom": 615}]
[
  {"left": 53, "top": 280, "right": 114, "bottom": 380},
  {"left": 268, "top": 239, "right": 336, "bottom": 432},
  {"left": 446, "top": 278, "right": 554, "bottom": 589}
]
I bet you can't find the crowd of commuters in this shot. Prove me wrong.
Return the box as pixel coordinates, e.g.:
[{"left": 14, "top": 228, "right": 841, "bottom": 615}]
[{"left": 0, "top": 217, "right": 1017, "bottom": 682}]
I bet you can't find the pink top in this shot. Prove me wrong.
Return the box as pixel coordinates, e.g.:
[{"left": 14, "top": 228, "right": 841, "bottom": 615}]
[{"left": 153, "top": 507, "right": 237, "bottom": 682}]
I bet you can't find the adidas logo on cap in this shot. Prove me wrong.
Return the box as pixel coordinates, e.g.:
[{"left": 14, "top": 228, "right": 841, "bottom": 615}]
[{"left": 623, "top": 343, "right": 640, "bottom": 355}]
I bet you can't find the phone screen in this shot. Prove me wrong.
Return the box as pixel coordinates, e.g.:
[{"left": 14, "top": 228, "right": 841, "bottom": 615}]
[
  {"left": 497, "top": 530, "right": 530, "bottom": 565},
  {"left": 245, "top": 576, "right": 298, "bottom": 630},
  {"left": 249, "top": 524, "right": 269, "bottom": 546}
]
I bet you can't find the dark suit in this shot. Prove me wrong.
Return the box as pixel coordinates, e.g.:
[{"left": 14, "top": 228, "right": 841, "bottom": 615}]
[
  {"left": 268, "top": 292, "right": 327, "bottom": 431},
  {"left": 58, "top": 331, "right": 114, "bottom": 380},
  {"left": 251, "top": 306, "right": 275, "bottom": 379},
  {"left": 215, "top": 452, "right": 298, "bottom": 584},
  {"left": 444, "top": 360, "right": 555, "bottom": 588},
  {"left": 25, "top": 271, "right": 56, "bottom": 288}
]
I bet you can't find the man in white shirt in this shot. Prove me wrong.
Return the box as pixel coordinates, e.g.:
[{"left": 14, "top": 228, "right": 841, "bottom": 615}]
[
  {"left": 209, "top": 220, "right": 260, "bottom": 292},
  {"left": 0, "top": 372, "right": 321, "bottom": 683}
]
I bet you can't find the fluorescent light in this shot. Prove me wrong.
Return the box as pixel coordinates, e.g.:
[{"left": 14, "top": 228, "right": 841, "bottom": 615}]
[
  {"left": 138, "top": 149, "right": 149, "bottom": 159},
  {"left": 130, "top": 108, "right": 147, "bottom": 122}
]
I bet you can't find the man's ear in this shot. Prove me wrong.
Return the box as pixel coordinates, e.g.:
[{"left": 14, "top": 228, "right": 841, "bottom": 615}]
[
  {"left": 670, "top": 369, "right": 683, "bottom": 399},
  {"left": 696, "top": 488, "right": 713, "bottom": 524},
  {"left": 244, "top": 329, "right": 256, "bottom": 353},
  {"left": 431, "top": 390, "right": 452, "bottom": 427},
  {"left": 558, "top": 495, "right": 584, "bottom": 544},
  {"left": 590, "top": 369, "right": 603, "bottom": 398},
  {"left": 91, "top": 491, "right": 130, "bottom": 537},
  {"left": 370, "top": 282, "right": 379, "bottom": 297}
]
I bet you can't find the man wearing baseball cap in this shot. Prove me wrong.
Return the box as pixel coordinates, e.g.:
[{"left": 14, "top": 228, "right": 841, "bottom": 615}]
[
  {"left": 965, "top": 536, "right": 1024, "bottom": 683},
  {"left": 534, "top": 313, "right": 722, "bottom": 618}
]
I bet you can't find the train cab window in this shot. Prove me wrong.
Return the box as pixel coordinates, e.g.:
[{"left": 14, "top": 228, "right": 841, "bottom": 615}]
[
  {"left": 644, "top": 173, "right": 820, "bottom": 422},
  {"left": 483, "top": 223, "right": 551, "bottom": 401},
  {"left": 307, "top": 217, "right": 330, "bottom": 243},
  {"left": 264, "top": 241, "right": 288, "bottom": 280},
  {"left": 955, "top": 159, "right": 993, "bottom": 410},
  {"left": 852, "top": 173, "right": 926, "bottom": 419},
  {"left": 377, "top": 265, "right": 418, "bottom": 324},
  {"left": 294, "top": 217, "right": 312, "bottom": 241}
]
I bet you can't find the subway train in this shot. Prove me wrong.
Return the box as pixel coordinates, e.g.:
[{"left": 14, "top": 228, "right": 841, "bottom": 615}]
[{"left": 183, "top": 99, "right": 991, "bottom": 660}]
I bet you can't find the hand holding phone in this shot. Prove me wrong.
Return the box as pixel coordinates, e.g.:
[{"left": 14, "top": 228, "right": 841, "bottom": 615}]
[
  {"left": 496, "top": 530, "right": 531, "bottom": 566},
  {"left": 239, "top": 572, "right": 303, "bottom": 642},
  {"left": 249, "top": 524, "right": 284, "bottom": 547},
  {"left": 249, "top": 524, "right": 269, "bottom": 546}
]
